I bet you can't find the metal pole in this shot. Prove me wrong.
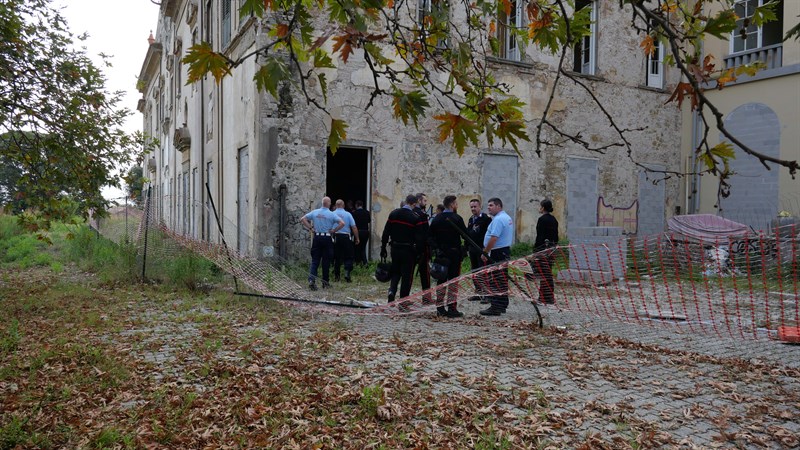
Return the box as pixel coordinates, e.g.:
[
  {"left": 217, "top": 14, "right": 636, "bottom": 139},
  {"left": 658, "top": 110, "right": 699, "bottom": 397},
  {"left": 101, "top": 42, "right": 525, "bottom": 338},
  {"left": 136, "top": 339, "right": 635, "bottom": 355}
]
[
  {"left": 124, "top": 195, "right": 129, "bottom": 244},
  {"left": 141, "top": 187, "right": 151, "bottom": 280},
  {"left": 205, "top": 182, "right": 239, "bottom": 291},
  {"left": 233, "top": 291, "right": 372, "bottom": 309}
]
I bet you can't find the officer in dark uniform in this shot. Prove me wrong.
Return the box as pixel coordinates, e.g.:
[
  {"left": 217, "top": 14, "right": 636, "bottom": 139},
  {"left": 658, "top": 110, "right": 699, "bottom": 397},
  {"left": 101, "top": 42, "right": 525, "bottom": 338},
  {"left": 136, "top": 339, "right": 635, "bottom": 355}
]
[
  {"left": 466, "top": 198, "right": 492, "bottom": 302},
  {"left": 531, "top": 199, "right": 559, "bottom": 304},
  {"left": 352, "top": 200, "right": 371, "bottom": 265},
  {"left": 412, "top": 193, "right": 432, "bottom": 304},
  {"left": 429, "top": 195, "right": 468, "bottom": 318},
  {"left": 381, "top": 194, "right": 426, "bottom": 305}
]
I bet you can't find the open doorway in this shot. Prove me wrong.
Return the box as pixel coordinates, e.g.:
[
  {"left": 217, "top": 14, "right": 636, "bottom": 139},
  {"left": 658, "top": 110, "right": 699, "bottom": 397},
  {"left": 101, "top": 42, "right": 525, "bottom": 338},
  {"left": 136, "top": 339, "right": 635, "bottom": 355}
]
[
  {"left": 326, "top": 146, "right": 371, "bottom": 210},
  {"left": 326, "top": 146, "right": 372, "bottom": 261}
]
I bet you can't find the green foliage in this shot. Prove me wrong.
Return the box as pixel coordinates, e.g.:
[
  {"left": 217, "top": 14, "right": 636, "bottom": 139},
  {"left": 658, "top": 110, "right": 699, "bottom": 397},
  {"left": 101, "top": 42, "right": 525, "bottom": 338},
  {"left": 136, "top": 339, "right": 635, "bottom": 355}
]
[
  {"left": 510, "top": 241, "right": 534, "bottom": 258},
  {"left": 122, "top": 166, "right": 146, "bottom": 207},
  {"left": 165, "top": 252, "right": 218, "bottom": 291},
  {"left": 0, "top": 215, "right": 22, "bottom": 241},
  {"left": 63, "top": 226, "right": 138, "bottom": 280},
  {"left": 92, "top": 427, "right": 133, "bottom": 449},
  {"left": 182, "top": 42, "right": 231, "bottom": 84},
  {"left": 392, "top": 88, "right": 430, "bottom": 129},
  {"left": 703, "top": 10, "right": 739, "bottom": 39},
  {"left": 0, "top": 415, "right": 28, "bottom": 450},
  {"left": 0, "top": 233, "right": 51, "bottom": 268},
  {"left": 359, "top": 385, "right": 384, "bottom": 417},
  {"left": 751, "top": 1, "right": 779, "bottom": 27},
  {"left": 0, "top": 1, "right": 149, "bottom": 232},
  {"left": 0, "top": 319, "right": 21, "bottom": 356},
  {"left": 474, "top": 423, "right": 512, "bottom": 450},
  {"left": 328, "top": 119, "right": 348, "bottom": 155}
]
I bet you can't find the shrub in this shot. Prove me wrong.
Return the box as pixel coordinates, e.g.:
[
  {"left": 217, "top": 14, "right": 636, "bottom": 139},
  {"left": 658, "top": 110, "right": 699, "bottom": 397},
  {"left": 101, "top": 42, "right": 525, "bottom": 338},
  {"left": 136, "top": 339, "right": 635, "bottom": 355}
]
[
  {"left": 0, "top": 233, "right": 50, "bottom": 268},
  {"left": 0, "top": 214, "right": 22, "bottom": 240},
  {"left": 166, "top": 252, "right": 217, "bottom": 291},
  {"left": 510, "top": 242, "right": 533, "bottom": 257}
]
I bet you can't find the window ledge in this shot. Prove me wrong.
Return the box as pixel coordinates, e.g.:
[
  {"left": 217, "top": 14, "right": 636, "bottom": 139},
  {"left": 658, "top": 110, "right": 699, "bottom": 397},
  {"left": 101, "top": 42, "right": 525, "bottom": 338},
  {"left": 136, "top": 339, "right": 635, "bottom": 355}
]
[
  {"left": 222, "top": 16, "right": 257, "bottom": 56},
  {"left": 637, "top": 84, "right": 667, "bottom": 94},
  {"left": 486, "top": 56, "right": 534, "bottom": 69},
  {"left": 564, "top": 70, "right": 605, "bottom": 82}
]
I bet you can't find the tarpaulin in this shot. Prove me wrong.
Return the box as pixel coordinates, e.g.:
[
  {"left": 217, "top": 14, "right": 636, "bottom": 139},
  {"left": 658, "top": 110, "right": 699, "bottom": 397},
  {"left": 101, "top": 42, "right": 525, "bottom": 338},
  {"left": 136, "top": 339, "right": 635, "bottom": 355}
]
[{"left": 667, "top": 214, "right": 750, "bottom": 241}]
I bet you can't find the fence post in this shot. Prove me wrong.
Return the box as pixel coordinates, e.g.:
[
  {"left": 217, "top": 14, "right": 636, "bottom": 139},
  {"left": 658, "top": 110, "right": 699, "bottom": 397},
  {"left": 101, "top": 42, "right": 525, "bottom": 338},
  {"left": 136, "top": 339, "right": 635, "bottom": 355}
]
[
  {"left": 141, "top": 187, "right": 151, "bottom": 281},
  {"left": 124, "top": 195, "right": 129, "bottom": 244}
]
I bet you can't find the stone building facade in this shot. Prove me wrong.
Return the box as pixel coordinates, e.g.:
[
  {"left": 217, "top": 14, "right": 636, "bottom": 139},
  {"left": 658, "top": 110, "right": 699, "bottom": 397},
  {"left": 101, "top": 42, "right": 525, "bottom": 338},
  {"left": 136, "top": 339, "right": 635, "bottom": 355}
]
[{"left": 138, "top": 0, "right": 683, "bottom": 261}]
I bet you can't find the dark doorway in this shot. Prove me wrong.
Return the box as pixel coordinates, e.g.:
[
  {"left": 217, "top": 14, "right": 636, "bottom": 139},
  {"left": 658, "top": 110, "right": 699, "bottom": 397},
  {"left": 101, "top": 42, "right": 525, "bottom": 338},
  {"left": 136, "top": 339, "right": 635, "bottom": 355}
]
[{"left": 326, "top": 146, "right": 370, "bottom": 210}]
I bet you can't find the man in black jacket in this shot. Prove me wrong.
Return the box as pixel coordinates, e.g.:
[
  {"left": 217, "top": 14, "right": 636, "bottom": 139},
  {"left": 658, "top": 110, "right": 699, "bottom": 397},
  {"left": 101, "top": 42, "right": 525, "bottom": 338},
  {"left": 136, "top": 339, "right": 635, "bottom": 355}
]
[
  {"left": 352, "top": 200, "right": 371, "bottom": 265},
  {"left": 381, "top": 194, "right": 427, "bottom": 306},
  {"left": 466, "top": 198, "right": 492, "bottom": 302},
  {"left": 429, "top": 195, "right": 468, "bottom": 318},
  {"left": 412, "top": 193, "right": 432, "bottom": 304},
  {"left": 531, "top": 199, "right": 559, "bottom": 304}
]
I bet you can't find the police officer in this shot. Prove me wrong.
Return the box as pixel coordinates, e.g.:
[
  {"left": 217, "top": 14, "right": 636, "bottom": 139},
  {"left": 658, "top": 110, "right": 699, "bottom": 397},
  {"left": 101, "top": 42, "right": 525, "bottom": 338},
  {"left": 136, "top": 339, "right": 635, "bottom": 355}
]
[
  {"left": 352, "top": 200, "right": 371, "bottom": 265},
  {"left": 413, "top": 192, "right": 432, "bottom": 304},
  {"left": 466, "top": 198, "right": 492, "bottom": 302},
  {"left": 480, "top": 197, "right": 513, "bottom": 315},
  {"left": 300, "top": 196, "right": 345, "bottom": 290},
  {"left": 332, "top": 199, "right": 360, "bottom": 282},
  {"left": 429, "top": 195, "right": 468, "bottom": 318},
  {"left": 381, "top": 194, "right": 426, "bottom": 305}
]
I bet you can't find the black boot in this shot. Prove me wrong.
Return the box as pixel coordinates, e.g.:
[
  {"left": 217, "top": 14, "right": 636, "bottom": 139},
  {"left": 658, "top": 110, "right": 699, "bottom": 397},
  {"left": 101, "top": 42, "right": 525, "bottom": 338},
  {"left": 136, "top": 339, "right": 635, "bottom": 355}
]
[
  {"left": 447, "top": 307, "right": 464, "bottom": 318},
  {"left": 436, "top": 307, "right": 447, "bottom": 317},
  {"left": 345, "top": 270, "right": 352, "bottom": 283}
]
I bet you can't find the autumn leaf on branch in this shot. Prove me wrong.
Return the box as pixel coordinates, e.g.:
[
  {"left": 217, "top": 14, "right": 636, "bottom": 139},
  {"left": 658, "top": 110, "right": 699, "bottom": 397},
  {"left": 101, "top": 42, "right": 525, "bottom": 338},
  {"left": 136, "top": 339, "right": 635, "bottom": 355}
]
[
  {"left": 699, "top": 142, "right": 735, "bottom": 175},
  {"left": 702, "top": 9, "right": 738, "bottom": 39},
  {"left": 434, "top": 113, "right": 479, "bottom": 156},
  {"left": 253, "top": 57, "right": 289, "bottom": 98},
  {"left": 392, "top": 89, "right": 430, "bottom": 129},
  {"left": 328, "top": 119, "right": 348, "bottom": 155},
  {"left": 182, "top": 42, "right": 231, "bottom": 84},
  {"left": 665, "top": 82, "right": 698, "bottom": 111},
  {"left": 332, "top": 33, "right": 356, "bottom": 64},
  {"left": 716, "top": 69, "right": 736, "bottom": 89},
  {"left": 640, "top": 35, "right": 655, "bottom": 57}
]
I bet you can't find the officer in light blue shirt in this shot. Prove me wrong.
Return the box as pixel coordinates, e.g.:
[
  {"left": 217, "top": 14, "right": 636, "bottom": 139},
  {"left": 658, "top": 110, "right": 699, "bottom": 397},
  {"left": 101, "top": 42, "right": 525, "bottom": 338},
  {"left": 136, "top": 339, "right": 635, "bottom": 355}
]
[
  {"left": 332, "top": 199, "right": 360, "bottom": 282},
  {"left": 480, "top": 197, "right": 514, "bottom": 315},
  {"left": 300, "top": 196, "right": 345, "bottom": 290}
]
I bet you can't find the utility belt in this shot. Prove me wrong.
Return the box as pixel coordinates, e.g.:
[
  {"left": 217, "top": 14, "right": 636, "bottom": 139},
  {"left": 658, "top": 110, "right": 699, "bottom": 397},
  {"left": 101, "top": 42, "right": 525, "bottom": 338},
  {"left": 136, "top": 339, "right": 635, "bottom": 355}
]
[
  {"left": 314, "top": 232, "right": 332, "bottom": 237},
  {"left": 390, "top": 242, "right": 414, "bottom": 247},
  {"left": 334, "top": 233, "right": 353, "bottom": 240},
  {"left": 489, "top": 246, "right": 510, "bottom": 257}
]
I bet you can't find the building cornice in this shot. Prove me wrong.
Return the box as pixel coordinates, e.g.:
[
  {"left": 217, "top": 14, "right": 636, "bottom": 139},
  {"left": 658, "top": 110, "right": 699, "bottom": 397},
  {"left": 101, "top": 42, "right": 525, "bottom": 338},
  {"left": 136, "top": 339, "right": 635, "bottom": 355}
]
[
  {"left": 160, "top": 0, "right": 180, "bottom": 19},
  {"left": 137, "top": 42, "right": 163, "bottom": 94}
]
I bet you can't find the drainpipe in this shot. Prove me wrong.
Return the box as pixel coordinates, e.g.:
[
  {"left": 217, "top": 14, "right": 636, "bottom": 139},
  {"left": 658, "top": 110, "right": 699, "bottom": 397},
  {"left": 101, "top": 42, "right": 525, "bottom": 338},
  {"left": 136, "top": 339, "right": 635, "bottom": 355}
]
[
  {"left": 200, "top": 67, "right": 206, "bottom": 239},
  {"left": 278, "top": 183, "right": 287, "bottom": 260}
]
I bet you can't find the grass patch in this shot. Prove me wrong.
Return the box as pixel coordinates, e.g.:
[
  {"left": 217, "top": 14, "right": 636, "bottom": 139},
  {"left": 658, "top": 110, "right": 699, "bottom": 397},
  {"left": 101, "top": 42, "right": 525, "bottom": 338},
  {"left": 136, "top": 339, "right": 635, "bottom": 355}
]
[
  {"left": 0, "top": 233, "right": 51, "bottom": 268},
  {"left": 0, "top": 319, "right": 21, "bottom": 356},
  {"left": 63, "top": 226, "right": 138, "bottom": 281}
]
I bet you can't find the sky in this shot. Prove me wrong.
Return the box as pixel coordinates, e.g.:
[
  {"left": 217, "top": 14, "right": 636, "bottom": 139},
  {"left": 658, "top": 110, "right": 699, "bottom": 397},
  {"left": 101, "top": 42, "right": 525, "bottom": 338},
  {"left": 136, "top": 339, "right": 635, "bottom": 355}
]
[{"left": 57, "top": 0, "right": 161, "bottom": 200}]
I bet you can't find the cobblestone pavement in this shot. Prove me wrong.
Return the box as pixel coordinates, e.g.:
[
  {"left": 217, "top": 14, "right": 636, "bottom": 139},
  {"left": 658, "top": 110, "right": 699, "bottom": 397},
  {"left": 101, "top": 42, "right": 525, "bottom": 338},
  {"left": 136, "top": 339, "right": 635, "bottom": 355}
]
[{"left": 126, "top": 295, "right": 800, "bottom": 448}]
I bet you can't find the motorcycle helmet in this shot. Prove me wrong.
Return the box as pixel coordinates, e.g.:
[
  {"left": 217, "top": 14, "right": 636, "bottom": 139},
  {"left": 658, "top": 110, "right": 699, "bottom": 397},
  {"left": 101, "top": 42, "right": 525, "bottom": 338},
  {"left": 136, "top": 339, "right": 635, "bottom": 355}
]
[
  {"left": 429, "top": 258, "right": 450, "bottom": 282},
  {"left": 375, "top": 261, "right": 392, "bottom": 282}
]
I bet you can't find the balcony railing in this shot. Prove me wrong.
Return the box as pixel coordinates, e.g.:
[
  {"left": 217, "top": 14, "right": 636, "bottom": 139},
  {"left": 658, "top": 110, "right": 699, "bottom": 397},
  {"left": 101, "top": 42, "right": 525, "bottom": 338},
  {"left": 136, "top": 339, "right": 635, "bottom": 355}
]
[{"left": 724, "top": 43, "right": 783, "bottom": 70}]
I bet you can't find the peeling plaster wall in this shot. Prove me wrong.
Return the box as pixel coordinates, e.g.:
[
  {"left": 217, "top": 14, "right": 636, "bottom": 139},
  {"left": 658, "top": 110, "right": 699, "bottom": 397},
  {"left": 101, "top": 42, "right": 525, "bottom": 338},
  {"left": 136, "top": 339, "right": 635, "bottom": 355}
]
[{"left": 249, "top": 3, "right": 684, "bottom": 260}]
